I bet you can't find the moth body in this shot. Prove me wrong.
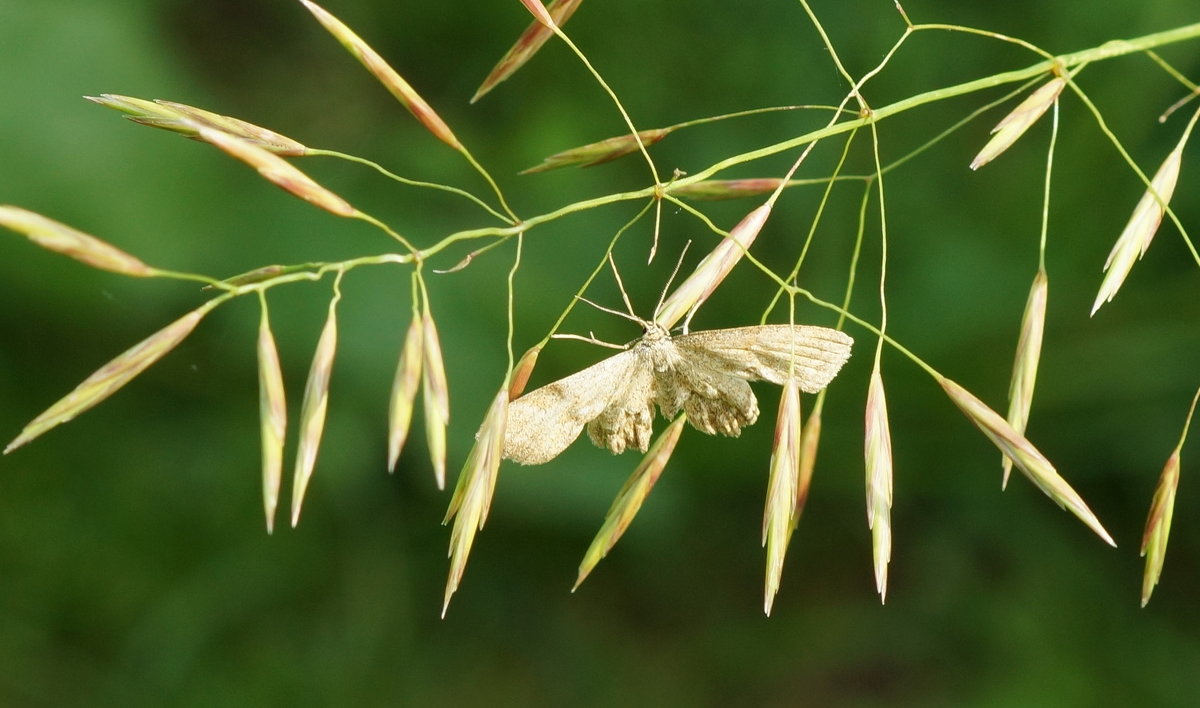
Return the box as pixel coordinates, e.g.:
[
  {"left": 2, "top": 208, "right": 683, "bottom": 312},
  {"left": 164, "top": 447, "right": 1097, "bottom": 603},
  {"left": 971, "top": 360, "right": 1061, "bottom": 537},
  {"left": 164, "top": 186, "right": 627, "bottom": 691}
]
[{"left": 502, "top": 323, "right": 852, "bottom": 465}]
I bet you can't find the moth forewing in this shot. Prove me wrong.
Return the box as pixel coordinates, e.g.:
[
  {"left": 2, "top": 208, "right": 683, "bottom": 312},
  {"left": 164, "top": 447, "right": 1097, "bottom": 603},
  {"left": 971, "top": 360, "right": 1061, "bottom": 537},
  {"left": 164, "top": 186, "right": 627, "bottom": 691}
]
[{"left": 502, "top": 350, "right": 639, "bottom": 465}]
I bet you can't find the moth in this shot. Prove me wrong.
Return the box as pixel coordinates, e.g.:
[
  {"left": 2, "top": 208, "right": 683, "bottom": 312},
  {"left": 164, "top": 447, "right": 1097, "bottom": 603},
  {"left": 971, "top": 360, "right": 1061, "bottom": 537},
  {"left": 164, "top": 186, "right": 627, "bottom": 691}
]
[{"left": 502, "top": 322, "right": 853, "bottom": 465}]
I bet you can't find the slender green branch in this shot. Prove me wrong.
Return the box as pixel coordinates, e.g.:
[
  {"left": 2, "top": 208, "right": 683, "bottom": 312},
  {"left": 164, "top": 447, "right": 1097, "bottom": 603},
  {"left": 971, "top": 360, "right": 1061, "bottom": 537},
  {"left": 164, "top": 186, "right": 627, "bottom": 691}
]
[
  {"left": 1065, "top": 79, "right": 1200, "bottom": 267},
  {"left": 549, "top": 28, "right": 661, "bottom": 187},
  {"left": 310, "top": 149, "right": 511, "bottom": 223},
  {"left": 670, "top": 22, "right": 1200, "bottom": 188}
]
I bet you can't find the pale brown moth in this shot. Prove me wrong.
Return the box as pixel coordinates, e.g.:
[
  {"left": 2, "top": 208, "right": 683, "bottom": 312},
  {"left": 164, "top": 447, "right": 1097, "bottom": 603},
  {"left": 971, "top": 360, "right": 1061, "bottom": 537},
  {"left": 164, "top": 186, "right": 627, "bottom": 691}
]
[{"left": 502, "top": 321, "right": 853, "bottom": 465}]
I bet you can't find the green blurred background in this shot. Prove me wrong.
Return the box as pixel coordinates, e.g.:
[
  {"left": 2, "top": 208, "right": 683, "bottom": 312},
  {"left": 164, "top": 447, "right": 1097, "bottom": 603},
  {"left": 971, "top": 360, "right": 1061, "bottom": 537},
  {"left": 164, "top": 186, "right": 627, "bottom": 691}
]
[{"left": 2, "top": 1, "right": 1199, "bottom": 705}]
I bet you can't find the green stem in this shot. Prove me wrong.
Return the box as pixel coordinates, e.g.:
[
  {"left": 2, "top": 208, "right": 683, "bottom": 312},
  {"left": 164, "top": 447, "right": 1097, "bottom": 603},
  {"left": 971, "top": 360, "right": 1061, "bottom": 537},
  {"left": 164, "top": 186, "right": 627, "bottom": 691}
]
[{"left": 310, "top": 149, "right": 511, "bottom": 223}]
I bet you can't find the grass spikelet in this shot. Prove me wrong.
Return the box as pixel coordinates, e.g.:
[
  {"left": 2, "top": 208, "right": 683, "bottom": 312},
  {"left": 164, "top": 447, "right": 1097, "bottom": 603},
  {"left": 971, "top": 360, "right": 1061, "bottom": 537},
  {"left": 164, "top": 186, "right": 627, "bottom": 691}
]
[
  {"left": 5, "top": 302, "right": 216, "bottom": 454},
  {"left": 154, "top": 100, "right": 308, "bottom": 156},
  {"left": 0, "top": 206, "right": 154, "bottom": 277},
  {"left": 87, "top": 94, "right": 308, "bottom": 155},
  {"left": 939, "top": 377, "right": 1116, "bottom": 546},
  {"left": 574, "top": 414, "right": 686, "bottom": 592},
  {"left": 507, "top": 344, "right": 543, "bottom": 399},
  {"left": 763, "top": 378, "right": 801, "bottom": 616},
  {"left": 1140, "top": 451, "right": 1179, "bottom": 607},
  {"left": 864, "top": 367, "right": 893, "bottom": 603},
  {"left": 298, "top": 0, "right": 463, "bottom": 151},
  {"left": 84, "top": 94, "right": 181, "bottom": 121},
  {"left": 521, "top": 128, "right": 671, "bottom": 174},
  {"left": 1003, "top": 268, "right": 1048, "bottom": 488},
  {"left": 672, "top": 178, "right": 787, "bottom": 201},
  {"left": 290, "top": 283, "right": 342, "bottom": 527},
  {"left": 387, "top": 313, "right": 424, "bottom": 473},
  {"left": 442, "top": 387, "right": 509, "bottom": 616},
  {"left": 1091, "top": 139, "right": 1185, "bottom": 316},
  {"left": 1140, "top": 388, "right": 1199, "bottom": 606},
  {"left": 422, "top": 305, "right": 450, "bottom": 489},
  {"left": 654, "top": 203, "right": 771, "bottom": 331},
  {"left": 518, "top": 0, "right": 558, "bottom": 28},
  {"left": 257, "top": 300, "right": 288, "bottom": 534},
  {"left": 472, "top": 0, "right": 583, "bottom": 103},
  {"left": 198, "top": 127, "right": 356, "bottom": 217},
  {"left": 793, "top": 406, "right": 823, "bottom": 528},
  {"left": 970, "top": 76, "right": 1065, "bottom": 170}
]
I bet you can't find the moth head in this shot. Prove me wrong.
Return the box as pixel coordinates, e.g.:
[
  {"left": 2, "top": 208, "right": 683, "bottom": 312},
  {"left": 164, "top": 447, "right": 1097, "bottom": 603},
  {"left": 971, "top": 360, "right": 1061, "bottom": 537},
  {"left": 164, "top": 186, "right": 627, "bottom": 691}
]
[{"left": 640, "top": 320, "right": 670, "bottom": 342}]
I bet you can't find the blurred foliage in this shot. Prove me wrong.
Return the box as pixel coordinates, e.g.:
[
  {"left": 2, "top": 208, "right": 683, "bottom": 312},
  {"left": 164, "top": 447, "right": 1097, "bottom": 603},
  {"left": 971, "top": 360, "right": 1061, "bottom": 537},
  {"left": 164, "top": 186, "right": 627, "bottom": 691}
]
[{"left": 2, "top": 0, "right": 1199, "bottom": 705}]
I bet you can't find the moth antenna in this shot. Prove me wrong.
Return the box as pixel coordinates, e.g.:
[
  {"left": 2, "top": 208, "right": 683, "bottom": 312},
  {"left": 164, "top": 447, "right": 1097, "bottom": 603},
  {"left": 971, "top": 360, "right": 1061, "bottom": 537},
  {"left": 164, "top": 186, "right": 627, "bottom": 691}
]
[
  {"left": 575, "top": 295, "right": 642, "bottom": 325},
  {"left": 550, "top": 332, "right": 628, "bottom": 350},
  {"left": 607, "top": 253, "right": 640, "bottom": 321},
  {"left": 653, "top": 241, "right": 692, "bottom": 322}
]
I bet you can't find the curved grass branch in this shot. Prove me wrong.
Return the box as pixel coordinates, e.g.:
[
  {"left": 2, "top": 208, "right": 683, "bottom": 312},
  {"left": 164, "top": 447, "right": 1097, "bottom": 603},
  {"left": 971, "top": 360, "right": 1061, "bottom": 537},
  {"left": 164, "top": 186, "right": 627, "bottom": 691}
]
[{"left": 311, "top": 149, "right": 512, "bottom": 223}]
